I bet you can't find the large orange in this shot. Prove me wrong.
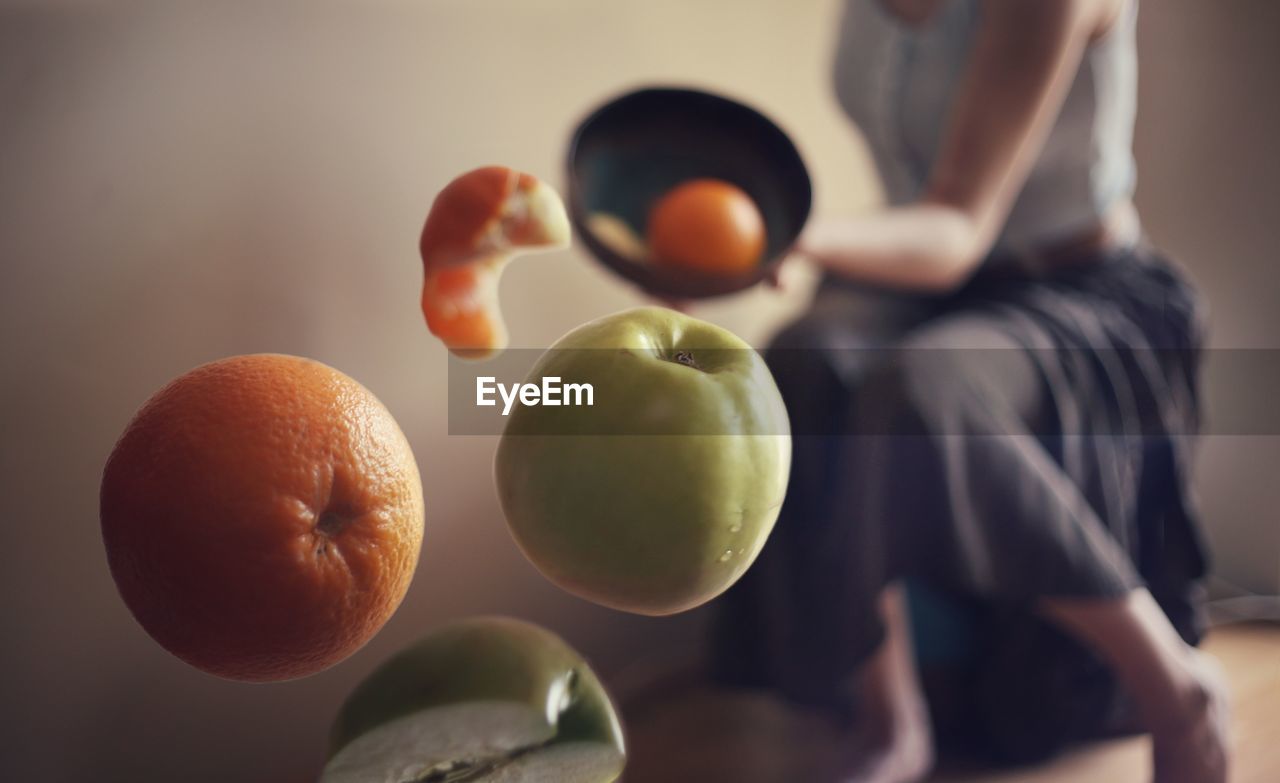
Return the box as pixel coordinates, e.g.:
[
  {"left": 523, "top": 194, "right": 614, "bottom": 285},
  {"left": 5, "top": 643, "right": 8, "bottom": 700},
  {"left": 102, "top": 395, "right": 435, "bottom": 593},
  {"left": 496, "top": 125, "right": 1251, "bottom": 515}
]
[
  {"left": 100, "top": 354, "right": 424, "bottom": 682},
  {"left": 646, "top": 179, "right": 767, "bottom": 276}
]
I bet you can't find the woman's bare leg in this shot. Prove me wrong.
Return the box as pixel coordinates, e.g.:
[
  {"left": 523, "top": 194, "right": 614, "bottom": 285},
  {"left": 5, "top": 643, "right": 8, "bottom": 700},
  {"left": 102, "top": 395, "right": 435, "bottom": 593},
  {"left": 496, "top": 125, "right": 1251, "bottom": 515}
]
[
  {"left": 835, "top": 583, "right": 934, "bottom": 783},
  {"left": 1040, "top": 589, "right": 1231, "bottom": 783}
]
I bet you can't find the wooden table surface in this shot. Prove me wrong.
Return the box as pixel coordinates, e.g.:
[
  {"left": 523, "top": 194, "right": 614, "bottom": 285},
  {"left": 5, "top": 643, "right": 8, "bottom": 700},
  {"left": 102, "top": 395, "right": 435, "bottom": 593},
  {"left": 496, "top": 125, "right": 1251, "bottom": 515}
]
[{"left": 620, "top": 622, "right": 1280, "bottom": 783}]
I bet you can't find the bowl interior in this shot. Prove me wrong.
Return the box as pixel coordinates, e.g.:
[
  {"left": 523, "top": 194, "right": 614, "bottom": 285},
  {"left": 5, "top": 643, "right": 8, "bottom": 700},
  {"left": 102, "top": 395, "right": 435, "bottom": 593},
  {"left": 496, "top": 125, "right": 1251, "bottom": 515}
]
[{"left": 567, "top": 87, "right": 812, "bottom": 298}]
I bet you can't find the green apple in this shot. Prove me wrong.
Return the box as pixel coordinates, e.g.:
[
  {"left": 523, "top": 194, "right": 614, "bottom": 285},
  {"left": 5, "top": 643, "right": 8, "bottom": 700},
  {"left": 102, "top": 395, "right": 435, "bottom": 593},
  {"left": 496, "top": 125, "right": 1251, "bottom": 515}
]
[
  {"left": 494, "top": 306, "right": 791, "bottom": 615},
  {"left": 322, "top": 617, "right": 625, "bottom": 783}
]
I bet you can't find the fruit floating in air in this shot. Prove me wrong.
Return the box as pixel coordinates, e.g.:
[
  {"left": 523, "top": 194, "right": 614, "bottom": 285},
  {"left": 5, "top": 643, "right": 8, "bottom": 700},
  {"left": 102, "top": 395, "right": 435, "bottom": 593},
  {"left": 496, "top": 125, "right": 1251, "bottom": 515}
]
[
  {"left": 420, "top": 166, "right": 571, "bottom": 359},
  {"left": 495, "top": 307, "right": 791, "bottom": 615},
  {"left": 100, "top": 353, "right": 424, "bottom": 682},
  {"left": 322, "top": 617, "right": 625, "bottom": 783}
]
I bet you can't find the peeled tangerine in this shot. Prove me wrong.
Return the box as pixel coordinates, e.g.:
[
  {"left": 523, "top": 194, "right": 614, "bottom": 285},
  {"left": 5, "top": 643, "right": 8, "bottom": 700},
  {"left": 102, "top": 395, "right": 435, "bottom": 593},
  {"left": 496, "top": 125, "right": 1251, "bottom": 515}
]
[
  {"left": 322, "top": 617, "right": 625, "bottom": 783},
  {"left": 495, "top": 307, "right": 792, "bottom": 615},
  {"left": 420, "top": 166, "right": 571, "bottom": 359}
]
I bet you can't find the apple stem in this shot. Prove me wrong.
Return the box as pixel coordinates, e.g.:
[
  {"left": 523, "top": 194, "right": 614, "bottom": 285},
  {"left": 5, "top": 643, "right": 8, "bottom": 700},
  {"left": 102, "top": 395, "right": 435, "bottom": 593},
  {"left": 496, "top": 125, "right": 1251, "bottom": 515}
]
[{"left": 672, "top": 350, "right": 700, "bottom": 370}]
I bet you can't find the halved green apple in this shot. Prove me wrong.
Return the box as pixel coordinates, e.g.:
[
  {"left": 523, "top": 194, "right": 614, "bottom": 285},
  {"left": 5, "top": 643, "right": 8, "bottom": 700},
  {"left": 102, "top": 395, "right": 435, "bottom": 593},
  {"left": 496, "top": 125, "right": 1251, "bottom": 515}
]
[{"left": 322, "top": 617, "right": 624, "bottom": 783}]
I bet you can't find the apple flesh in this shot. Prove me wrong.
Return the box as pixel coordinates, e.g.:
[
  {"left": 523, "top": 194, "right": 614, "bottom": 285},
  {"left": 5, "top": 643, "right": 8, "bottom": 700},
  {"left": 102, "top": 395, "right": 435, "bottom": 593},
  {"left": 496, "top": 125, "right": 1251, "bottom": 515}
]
[
  {"left": 322, "top": 617, "right": 624, "bottom": 783},
  {"left": 495, "top": 307, "right": 791, "bottom": 615}
]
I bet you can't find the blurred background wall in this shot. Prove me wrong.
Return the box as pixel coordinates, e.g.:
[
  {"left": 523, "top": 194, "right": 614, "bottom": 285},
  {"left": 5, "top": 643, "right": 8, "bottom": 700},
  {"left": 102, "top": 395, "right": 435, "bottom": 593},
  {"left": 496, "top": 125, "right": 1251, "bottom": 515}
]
[{"left": 0, "top": 1, "right": 1275, "bottom": 781}]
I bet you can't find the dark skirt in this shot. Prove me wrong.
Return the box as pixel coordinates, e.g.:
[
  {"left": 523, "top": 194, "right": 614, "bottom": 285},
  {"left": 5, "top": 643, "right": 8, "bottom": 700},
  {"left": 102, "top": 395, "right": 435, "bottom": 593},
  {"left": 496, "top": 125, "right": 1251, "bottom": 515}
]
[{"left": 710, "top": 243, "right": 1209, "bottom": 762}]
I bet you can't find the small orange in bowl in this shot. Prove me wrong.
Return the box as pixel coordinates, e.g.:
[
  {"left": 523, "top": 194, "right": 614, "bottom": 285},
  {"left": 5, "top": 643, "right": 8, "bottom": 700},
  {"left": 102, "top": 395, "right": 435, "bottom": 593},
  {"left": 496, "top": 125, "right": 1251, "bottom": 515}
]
[{"left": 646, "top": 179, "right": 766, "bottom": 277}]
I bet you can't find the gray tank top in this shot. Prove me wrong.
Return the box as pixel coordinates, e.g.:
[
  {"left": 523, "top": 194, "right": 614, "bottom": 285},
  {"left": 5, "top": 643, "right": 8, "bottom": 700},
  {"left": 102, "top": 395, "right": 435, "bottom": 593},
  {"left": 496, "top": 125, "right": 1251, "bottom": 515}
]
[{"left": 833, "top": 0, "right": 1139, "bottom": 253}]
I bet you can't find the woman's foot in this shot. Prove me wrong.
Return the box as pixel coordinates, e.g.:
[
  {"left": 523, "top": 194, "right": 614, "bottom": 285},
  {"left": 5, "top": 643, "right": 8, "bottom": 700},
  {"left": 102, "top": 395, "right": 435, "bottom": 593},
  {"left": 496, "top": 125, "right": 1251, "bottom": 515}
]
[
  {"left": 1041, "top": 591, "right": 1234, "bottom": 783},
  {"left": 833, "top": 585, "right": 935, "bottom": 783},
  {"left": 833, "top": 697, "right": 934, "bottom": 783},
  {"left": 1151, "top": 648, "right": 1231, "bottom": 783}
]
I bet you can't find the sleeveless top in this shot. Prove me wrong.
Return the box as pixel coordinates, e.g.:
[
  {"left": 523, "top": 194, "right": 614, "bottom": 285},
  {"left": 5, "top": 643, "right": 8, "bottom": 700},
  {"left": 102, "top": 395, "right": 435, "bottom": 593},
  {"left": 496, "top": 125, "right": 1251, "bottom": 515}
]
[{"left": 833, "top": 0, "right": 1139, "bottom": 254}]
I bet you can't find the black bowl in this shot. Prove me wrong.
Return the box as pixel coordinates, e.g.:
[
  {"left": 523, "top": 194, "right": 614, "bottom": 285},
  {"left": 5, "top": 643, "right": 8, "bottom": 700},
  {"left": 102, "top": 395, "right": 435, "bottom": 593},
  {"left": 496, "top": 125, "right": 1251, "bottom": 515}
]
[{"left": 566, "top": 86, "right": 812, "bottom": 299}]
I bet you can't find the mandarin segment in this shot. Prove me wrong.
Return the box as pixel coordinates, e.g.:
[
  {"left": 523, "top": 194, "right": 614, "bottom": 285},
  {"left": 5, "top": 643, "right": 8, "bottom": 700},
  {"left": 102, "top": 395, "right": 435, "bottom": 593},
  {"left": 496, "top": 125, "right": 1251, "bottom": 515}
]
[
  {"left": 419, "top": 166, "right": 520, "bottom": 270},
  {"left": 421, "top": 263, "right": 503, "bottom": 359},
  {"left": 419, "top": 166, "right": 569, "bottom": 359},
  {"left": 99, "top": 353, "right": 424, "bottom": 682}
]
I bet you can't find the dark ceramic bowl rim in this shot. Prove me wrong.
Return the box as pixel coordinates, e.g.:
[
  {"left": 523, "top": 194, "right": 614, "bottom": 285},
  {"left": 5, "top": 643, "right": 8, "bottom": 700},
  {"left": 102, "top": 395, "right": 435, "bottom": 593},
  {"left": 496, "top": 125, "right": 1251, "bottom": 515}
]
[{"left": 566, "top": 85, "right": 812, "bottom": 299}]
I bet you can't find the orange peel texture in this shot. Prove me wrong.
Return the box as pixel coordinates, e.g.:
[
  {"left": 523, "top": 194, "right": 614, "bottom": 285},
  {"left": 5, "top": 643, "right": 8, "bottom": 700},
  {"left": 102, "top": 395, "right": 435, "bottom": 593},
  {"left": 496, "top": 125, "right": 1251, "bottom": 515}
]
[{"left": 419, "top": 166, "right": 570, "bottom": 359}]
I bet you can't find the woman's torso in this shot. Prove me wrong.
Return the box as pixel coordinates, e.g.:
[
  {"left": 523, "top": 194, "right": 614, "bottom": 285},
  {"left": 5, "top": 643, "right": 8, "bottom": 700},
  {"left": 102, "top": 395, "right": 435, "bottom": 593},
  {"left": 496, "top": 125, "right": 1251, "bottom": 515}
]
[{"left": 833, "top": 0, "right": 1140, "bottom": 257}]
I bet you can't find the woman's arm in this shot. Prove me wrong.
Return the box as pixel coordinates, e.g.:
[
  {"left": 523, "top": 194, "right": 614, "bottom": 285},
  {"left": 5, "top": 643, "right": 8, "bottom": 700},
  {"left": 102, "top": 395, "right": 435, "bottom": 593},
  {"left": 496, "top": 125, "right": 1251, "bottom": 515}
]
[{"left": 800, "top": 0, "right": 1121, "bottom": 292}]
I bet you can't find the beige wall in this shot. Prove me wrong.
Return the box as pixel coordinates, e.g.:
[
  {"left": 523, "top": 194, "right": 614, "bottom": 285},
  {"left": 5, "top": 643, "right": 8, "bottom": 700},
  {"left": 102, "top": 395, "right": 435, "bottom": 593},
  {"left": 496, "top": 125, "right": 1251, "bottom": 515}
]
[
  {"left": 0, "top": 2, "right": 1274, "bottom": 781},
  {"left": 1133, "top": 1, "right": 1280, "bottom": 594}
]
